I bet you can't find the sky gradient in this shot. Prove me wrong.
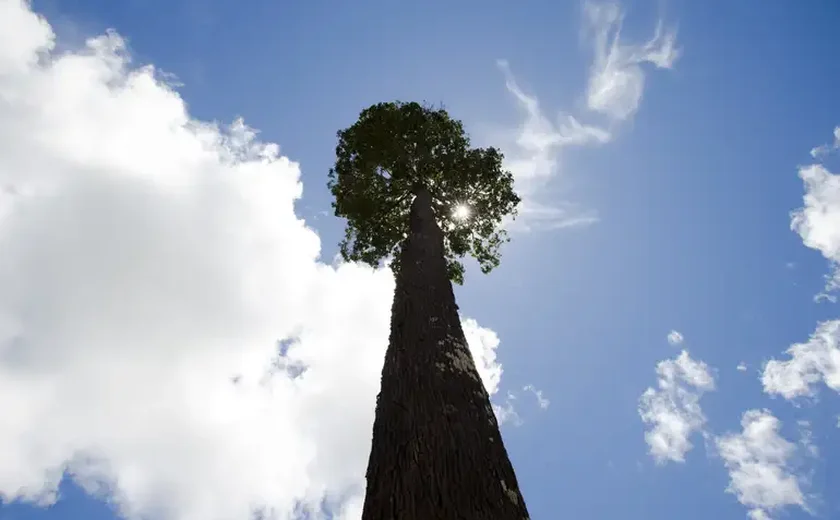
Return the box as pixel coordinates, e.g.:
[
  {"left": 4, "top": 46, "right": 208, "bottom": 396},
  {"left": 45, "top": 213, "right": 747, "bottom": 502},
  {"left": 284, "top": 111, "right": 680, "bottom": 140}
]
[{"left": 1, "top": 1, "right": 840, "bottom": 519}]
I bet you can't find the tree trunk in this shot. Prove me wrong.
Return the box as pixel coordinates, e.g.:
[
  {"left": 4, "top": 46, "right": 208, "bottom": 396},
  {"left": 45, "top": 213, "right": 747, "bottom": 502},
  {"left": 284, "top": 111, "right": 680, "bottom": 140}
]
[{"left": 360, "top": 187, "right": 530, "bottom": 520}]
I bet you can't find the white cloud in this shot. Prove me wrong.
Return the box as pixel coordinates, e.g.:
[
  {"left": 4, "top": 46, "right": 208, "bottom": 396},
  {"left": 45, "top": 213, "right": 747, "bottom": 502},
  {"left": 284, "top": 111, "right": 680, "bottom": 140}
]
[
  {"left": 494, "top": 4, "right": 677, "bottom": 232},
  {"left": 810, "top": 126, "right": 840, "bottom": 159},
  {"left": 790, "top": 159, "right": 840, "bottom": 299},
  {"left": 796, "top": 420, "right": 819, "bottom": 458},
  {"left": 583, "top": 1, "right": 680, "bottom": 120},
  {"left": 0, "top": 3, "right": 508, "bottom": 519},
  {"left": 462, "top": 318, "right": 505, "bottom": 396},
  {"left": 715, "top": 410, "right": 808, "bottom": 520},
  {"left": 496, "top": 60, "right": 609, "bottom": 232},
  {"left": 638, "top": 350, "right": 715, "bottom": 464},
  {"left": 766, "top": 129, "right": 840, "bottom": 403},
  {"left": 737, "top": 362, "right": 748, "bottom": 372},
  {"left": 490, "top": 384, "right": 550, "bottom": 426},
  {"left": 523, "top": 384, "right": 550, "bottom": 409},
  {"left": 492, "top": 392, "right": 522, "bottom": 427},
  {"left": 762, "top": 319, "right": 840, "bottom": 400},
  {"left": 499, "top": 59, "right": 611, "bottom": 188},
  {"left": 514, "top": 199, "right": 600, "bottom": 232},
  {"left": 666, "top": 330, "right": 684, "bottom": 346},
  {"left": 747, "top": 509, "right": 772, "bottom": 520}
]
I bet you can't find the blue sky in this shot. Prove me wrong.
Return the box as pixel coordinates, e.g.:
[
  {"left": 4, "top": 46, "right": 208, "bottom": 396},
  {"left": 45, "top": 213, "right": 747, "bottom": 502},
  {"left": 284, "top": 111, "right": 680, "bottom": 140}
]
[{"left": 1, "top": 0, "right": 840, "bottom": 519}]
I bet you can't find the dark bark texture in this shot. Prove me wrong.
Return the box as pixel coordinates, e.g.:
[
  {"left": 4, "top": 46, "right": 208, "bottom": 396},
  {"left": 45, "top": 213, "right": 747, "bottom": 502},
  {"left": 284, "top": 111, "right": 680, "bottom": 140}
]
[{"left": 360, "top": 188, "right": 530, "bottom": 520}]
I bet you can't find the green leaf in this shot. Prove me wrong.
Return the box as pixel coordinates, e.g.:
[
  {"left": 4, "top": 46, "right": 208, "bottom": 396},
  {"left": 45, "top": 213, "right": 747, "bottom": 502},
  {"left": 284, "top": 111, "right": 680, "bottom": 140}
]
[{"left": 328, "top": 101, "right": 520, "bottom": 284}]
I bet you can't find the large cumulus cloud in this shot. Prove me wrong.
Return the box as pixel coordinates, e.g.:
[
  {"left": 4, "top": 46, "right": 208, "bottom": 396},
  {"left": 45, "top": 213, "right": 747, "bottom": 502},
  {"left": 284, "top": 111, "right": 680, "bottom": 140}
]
[{"left": 0, "top": 2, "right": 507, "bottom": 519}]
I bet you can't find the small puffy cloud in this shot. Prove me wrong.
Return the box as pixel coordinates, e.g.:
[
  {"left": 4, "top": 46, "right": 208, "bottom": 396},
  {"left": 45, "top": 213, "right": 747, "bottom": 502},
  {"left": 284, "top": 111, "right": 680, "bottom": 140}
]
[
  {"left": 639, "top": 350, "right": 715, "bottom": 464},
  {"left": 765, "top": 126, "right": 840, "bottom": 403},
  {"left": 737, "top": 362, "right": 748, "bottom": 372},
  {"left": 716, "top": 410, "right": 809, "bottom": 520},
  {"left": 666, "top": 330, "right": 684, "bottom": 346},
  {"left": 492, "top": 392, "right": 522, "bottom": 427},
  {"left": 765, "top": 127, "right": 840, "bottom": 401},
  {"left": 583, "top": 1, "right": 680, "bottom": 120},
  {"left": 462, "top": 318, "right": 508, "bottom": 397},
  {"left": 0, "top": 3, "right": 508, "bottom": 519},
  {"left": 491, "top": 384, "right": 550, "bottom": 426},
  {"left": 747, "top": 509, "right": 772, "bottom": 520},
  {"left": 791, "top": 144, "right": 840, "bottom": 298},
  {"left": 810, "top": 126, "right": 840, "bottom": 159},
  {"left": 762, "top": 319, "right": 840, "bottom": 400}
]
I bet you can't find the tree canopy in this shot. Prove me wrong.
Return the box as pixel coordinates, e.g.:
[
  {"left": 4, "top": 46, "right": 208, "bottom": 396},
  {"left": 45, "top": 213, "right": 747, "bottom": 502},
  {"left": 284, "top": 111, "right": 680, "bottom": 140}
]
[{"left": 328, "top": 101, "right": 520, "bottom": 284}]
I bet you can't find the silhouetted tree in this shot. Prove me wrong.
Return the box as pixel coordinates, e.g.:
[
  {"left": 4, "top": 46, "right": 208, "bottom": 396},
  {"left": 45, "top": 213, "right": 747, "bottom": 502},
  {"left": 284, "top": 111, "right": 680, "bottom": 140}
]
[{"left": 329, "top": 101, "right": 528, "bottom": 519}]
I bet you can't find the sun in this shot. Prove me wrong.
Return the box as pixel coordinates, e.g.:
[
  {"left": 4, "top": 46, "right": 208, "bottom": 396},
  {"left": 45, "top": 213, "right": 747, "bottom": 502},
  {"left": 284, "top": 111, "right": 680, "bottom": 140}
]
[{"left": 452, "top": 204, "right": 471, "bottom": 220}]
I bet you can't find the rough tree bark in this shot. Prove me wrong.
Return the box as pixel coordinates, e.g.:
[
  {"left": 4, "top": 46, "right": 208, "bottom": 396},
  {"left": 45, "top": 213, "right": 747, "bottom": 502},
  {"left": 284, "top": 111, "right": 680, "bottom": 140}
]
[{"left": 360, "top": 187, "right": 530, "bottom": 520}]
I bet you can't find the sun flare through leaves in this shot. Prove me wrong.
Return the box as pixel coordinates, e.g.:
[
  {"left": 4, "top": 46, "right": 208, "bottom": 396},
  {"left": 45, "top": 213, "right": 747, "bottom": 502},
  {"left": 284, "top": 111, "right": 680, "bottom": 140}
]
[
  {"left": 452, "top": 203, "right": 472, "bottom": 221},
  {"left": 327, "top": 101, "right": 521, "bottom": 284}
]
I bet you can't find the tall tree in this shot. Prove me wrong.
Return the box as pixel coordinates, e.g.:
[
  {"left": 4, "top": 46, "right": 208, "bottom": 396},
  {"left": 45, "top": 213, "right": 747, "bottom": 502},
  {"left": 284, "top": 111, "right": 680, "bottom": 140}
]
[{"left": 329, "top": 101, "right": 529, "bottom": 519}]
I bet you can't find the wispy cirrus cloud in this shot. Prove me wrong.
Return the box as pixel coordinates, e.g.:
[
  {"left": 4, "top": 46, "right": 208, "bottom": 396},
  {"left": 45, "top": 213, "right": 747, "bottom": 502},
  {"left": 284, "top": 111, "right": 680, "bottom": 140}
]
[
  {"left": 810, "top": 126, "right": 840, "bottom": 159},
  {"left": 495, "top": 2, "right": 678, "bottom": 232},
  {"left": 523, "top": 384, "right": 550, "bottom": 409},
  {"left": 496, "top": 59, "right": 610, "bottom": 232},
  {"left": 499, "top": 59, "right": 611, "bottom": 191},
  {"left": 583, "top": 1, "right": 680, "bottom": 121}
]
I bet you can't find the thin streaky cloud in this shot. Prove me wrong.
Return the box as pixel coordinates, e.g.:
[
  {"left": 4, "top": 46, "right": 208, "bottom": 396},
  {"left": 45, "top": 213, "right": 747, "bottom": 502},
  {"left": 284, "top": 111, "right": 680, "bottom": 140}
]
[{"left": 583, "top": 1, "right": 680, "bottom": 120}]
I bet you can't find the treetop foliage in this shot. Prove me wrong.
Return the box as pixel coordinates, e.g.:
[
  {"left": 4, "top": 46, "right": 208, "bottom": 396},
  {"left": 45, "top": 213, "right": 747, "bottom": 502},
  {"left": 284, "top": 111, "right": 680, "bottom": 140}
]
[{"left": 328, "top": 101, "right": 520, "bottom": 284}]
